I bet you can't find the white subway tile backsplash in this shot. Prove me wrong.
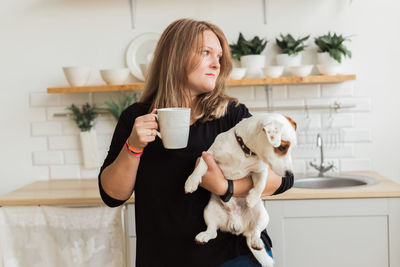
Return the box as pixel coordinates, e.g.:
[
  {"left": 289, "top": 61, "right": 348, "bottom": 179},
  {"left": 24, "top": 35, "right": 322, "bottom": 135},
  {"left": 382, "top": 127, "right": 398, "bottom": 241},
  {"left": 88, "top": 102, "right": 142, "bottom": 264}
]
[
  {"left": 292, "top": 160, "right": 306, "bottom": 174},
  {"left": 227, "top": 86, "right": 254, "bottom": 100},
  {"left": 28, "top": 108, "right": 47, "bottom": 122},
  {"left": 287, "top": 84, "right": 320, "bottom": 99},
  {"left": 60, "top": 93, "right": 89, "bottom": 106},
  {"left": 321, "top": 81, "right": 355, "bottom": 97},
  {"left": 31, "top": 121, "right": 62, "bottom": 136},
  {"left": 50, "top": 165, "right": 80, "bottom": 179},
  {"left": 272, "top": 85, "right": 287, "bottom": 100},
  {"left": 305, "top": 98, "right": 336, "bottom": 106},
  {"left": 95, "top": 120, "right": 117, "bottom": 135},
  {"left": 62, "top": 120, "right": 81, "bottom": 135},
  {"left": 32, "top": 166, "right": 49, "bottom": 181},
  {"left": 80, "top": 168, "right": 100, "bottom": 179},
  {"left": 340, "top": 97, "right": 372, "bottom": 112},
  {"left": 321, "top": 113, "right": 354, "bottom": 128},
  {"left": 340, "top": 158, "right": 371, "bottom": 171},
  {"left": 30, "top": 83, "right": 373, "bottom": 175},
  {"left": 273, "top": 99, "right": 305, "bottom": 107},
  {"left": 64, "top": 150, "right": 83, "bottom": 164},
  {"left": 33, "top": 151, "right": 63, "bottom": 165},
  {"left": 30, "top": 137, "right": 48, "bottom": 151},
  {"left": 93, "top": 92, "right": 129, "bottom": 106},
  {"left": 30, "top": 93, "right": 60, "bottom": 107},
  {"left": 49, "top": 135, "right": 80, "bottom": 150},
  {"left": 293, "top": 145, "right": 354, "bottom": 159},
  {"left": 342, "top": 128, "right": 372, "bottom": 142},
  {"left": 46, "top": 107, "right": 70, "bottom": 121},
  {"left": 254, "top": 85, "right": 287, "bottom": 101}
]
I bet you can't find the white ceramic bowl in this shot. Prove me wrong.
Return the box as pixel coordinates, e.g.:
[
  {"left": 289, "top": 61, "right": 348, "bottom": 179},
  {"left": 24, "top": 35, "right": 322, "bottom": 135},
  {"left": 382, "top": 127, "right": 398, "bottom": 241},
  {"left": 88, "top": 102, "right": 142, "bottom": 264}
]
[
  {"left": 62, "top": 66, "right": 91, "bottom": 87},
  {"left": 230, "top": 67, "right": 246, "bottom": 80},
  {"left": 262, "top": 66, "right": 284, "bottom": 78},
  {"left": 317, "top": 64, "right": 342, "bottom": 75},
  {"left": 100, "top": 68, "right": 130, "bottom": 85},
  {"left": 289, "top": 65, "right": 313, "bottom": 77}
]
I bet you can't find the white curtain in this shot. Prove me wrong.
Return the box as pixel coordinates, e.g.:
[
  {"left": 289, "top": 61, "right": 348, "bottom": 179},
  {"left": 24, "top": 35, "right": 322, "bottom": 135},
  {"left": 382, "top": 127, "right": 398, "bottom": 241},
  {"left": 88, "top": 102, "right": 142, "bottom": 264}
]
[{"left": 0, "top": 206, "right": 125, "bottom": 267}]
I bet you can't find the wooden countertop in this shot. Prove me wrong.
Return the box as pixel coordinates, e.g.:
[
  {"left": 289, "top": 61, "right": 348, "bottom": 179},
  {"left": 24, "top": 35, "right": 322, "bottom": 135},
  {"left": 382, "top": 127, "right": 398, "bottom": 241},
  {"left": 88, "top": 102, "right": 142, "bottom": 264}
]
[
  {"left": 263, "top": 172, "right": 400, "bottom": 201},
  {"left": 0, "top": 172, "right": 399, "bottom": 206},
  {"left": 0, "top": 179, "right": 134, "bottom": 206}
]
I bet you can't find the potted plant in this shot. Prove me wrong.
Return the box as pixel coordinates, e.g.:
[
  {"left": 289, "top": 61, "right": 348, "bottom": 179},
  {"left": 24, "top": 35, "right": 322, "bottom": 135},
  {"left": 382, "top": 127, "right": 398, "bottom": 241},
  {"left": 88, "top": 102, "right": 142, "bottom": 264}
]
[
  {"left": 275, "top": 33, "right": 310, "bottom": 67},
  {"left": 104, "top": 92, "right": 140, "bottom": 121},
  {"left": 314, "top": 32, "right": 352, "bottom": 65},
  {"left": 66, "top": 103, "right": 100, "bottom": 169},
  {"left": 230, "top": 33, "right": 268, "bottom": 78}
]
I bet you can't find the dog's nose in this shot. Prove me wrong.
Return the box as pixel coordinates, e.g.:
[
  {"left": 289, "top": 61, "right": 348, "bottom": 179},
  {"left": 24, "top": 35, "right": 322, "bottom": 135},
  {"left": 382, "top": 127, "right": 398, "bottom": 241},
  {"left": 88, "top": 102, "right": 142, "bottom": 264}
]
[{"left": 284, "top": 170, "right": 294, "bottom": 179}]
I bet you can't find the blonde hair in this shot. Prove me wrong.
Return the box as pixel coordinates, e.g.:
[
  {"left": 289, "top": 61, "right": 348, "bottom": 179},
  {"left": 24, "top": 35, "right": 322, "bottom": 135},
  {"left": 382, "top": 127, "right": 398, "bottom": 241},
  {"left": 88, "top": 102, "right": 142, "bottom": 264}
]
[{"left": 140, "top": 18, "right": 237, "bottom": 122}]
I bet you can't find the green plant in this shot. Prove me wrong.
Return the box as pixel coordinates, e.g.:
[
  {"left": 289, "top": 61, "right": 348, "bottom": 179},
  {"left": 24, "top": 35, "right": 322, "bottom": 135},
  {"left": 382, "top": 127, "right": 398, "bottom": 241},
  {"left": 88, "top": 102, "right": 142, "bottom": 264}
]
[
  {"left": 314, "top": 32, "right": 352, "bottom": 63},
  {"left": 66, "top": 103, "right": 99, "bottom": 132},
  {"left": 276, "top": 33, "right": 310, "bottom": 56},
  {"left": 104, "top": 92, "right": 140, "bottom": 121},
  {"left": 229, "top": 33, "right": 268, "bottom": 60}
]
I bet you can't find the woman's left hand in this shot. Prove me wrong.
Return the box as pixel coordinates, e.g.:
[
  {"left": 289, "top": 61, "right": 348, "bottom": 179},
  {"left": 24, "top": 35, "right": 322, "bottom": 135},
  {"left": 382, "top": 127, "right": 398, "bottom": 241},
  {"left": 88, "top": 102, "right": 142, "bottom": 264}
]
[{"left": 197, "top": 152, "right": 228, "bottom": 196}]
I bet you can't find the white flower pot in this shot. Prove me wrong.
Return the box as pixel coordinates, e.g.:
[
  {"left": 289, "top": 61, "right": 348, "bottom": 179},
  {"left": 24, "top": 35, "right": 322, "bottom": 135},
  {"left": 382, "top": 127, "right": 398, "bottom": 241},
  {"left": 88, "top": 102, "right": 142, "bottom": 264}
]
[
  {"left": 80, "top": 130, "right": 100, "bottom": 169},
  {"left": 317, "top": 52, "right": 340, "bottom": 65},
  {"left": 240, "top": 55, "right": 266, "bottom": 78},
  {"left": 276, "top": 53, "right": 302, "bottom": 67},
  {"left": 317, "top": 52, "right": 343, "bottom": 75}
]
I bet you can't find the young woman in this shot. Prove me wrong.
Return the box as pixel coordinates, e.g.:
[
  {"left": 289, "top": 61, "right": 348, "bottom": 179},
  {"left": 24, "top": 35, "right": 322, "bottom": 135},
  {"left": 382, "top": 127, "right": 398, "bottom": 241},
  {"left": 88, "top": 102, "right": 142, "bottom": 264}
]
[{"left": 98, "top": 18, "right": 293, "bottom": 267}]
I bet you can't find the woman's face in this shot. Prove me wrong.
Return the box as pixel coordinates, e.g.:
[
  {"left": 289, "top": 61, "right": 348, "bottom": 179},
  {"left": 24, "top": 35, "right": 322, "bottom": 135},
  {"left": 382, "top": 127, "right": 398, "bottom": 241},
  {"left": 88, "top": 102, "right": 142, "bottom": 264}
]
[{"left": 186, "top": 30, "right": 222, "bottom": 98}]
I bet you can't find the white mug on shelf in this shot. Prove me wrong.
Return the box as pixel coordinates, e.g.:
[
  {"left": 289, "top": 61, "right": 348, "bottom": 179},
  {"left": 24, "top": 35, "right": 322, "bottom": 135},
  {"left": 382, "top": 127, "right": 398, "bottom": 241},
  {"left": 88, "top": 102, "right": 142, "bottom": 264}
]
[{"left": 153, "top": 108, "right": 191, "bottom": 149}]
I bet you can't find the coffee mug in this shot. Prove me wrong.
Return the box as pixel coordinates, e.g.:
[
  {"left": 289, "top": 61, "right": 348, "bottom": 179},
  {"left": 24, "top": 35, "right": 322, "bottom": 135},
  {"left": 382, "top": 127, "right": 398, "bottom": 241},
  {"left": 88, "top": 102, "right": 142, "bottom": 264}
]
[{"left": 153, "top": 108, "right": 191, "bottom": 149}]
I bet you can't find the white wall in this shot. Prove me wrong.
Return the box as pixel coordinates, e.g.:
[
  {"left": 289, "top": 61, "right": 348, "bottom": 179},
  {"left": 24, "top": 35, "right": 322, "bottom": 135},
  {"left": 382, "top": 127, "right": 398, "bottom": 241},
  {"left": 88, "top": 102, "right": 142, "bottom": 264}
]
[{"left": 1, "top": 0, "right": 399, "bottom": 195}]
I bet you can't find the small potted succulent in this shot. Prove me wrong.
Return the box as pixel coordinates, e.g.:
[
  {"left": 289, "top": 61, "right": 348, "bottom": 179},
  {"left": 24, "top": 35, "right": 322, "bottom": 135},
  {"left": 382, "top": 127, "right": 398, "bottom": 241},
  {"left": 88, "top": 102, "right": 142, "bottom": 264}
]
[
  {"left": 314, "top": 32, "right": 352, "bottom": 75},
  {"left": 66, "top": 103, "right": 100, "bottom": 169},
  {"left": 230, "top": 33, "right": 268, "bottom": 78},
  {"left": 315, "top": 32, "right": 352, "bottom": 68},
  {"left": 275, "top": 33, "right": 310, "bottom": 67},
  {"left": 104, "top": 92, "right": 140, "bottom": 121}
]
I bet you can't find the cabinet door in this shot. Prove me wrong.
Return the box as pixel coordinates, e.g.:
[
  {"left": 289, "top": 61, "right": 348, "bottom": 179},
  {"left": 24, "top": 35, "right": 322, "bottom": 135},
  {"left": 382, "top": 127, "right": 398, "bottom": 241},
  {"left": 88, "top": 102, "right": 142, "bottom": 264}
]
[
  {"left": 265, "top": 199, "right": 390, "bottom": 267},
  {"left": 125, "top": 204, "right": 136, "bottom": 267}
]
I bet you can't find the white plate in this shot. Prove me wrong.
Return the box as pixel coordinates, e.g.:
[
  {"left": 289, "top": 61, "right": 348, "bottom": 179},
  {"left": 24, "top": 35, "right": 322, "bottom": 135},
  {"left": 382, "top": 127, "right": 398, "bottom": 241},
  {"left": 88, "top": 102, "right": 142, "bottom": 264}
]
[{"left": 125, "top": 32, "right": 160, "bottom": 81}]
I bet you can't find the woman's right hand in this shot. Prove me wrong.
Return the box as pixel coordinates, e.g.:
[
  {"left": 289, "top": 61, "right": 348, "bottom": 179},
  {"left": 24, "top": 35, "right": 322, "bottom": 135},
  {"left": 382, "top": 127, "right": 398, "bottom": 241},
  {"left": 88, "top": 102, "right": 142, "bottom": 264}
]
[{"left": 127, "top": 109, "right": 158, "bottom": 150}]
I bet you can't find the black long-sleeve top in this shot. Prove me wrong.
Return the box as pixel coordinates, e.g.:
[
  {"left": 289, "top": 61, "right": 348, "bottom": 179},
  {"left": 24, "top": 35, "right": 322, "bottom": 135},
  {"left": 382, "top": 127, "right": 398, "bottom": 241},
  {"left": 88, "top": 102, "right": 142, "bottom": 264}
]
[{"left": 98, "top": 102, "right": 293, "bottom": 267}]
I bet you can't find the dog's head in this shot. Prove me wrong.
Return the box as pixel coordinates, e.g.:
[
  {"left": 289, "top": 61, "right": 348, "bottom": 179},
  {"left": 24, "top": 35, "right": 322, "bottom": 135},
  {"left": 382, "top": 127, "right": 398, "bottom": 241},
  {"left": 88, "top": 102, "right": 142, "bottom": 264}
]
[{"left": 256, "top": 113, "right": 297, "bottom": 177}]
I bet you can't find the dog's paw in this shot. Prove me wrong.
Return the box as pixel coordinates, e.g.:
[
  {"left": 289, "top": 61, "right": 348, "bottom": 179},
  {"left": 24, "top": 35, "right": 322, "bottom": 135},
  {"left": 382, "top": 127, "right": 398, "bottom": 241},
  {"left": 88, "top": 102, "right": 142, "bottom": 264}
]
[
  {"left": 260, "top": 257, "right": 274, "bottom": 267},
  {"left": 246, "top": 191, "right": 260, "bottom": 208},
  {"left": 195, "top": 231, "right": 217, "bottom": 244},
  {"left": 184, "top": 176, "right": 200, "bottom": 193},
  {"left": 250, "top": 236, "right": 264, "bottom": 250}
]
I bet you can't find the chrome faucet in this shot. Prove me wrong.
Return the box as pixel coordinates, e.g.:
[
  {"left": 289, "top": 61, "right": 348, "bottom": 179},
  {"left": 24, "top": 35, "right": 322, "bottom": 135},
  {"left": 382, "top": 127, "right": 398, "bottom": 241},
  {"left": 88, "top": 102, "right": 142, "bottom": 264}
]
[{"left": 309, "top": 133, "right": 334, "bottom": 176}]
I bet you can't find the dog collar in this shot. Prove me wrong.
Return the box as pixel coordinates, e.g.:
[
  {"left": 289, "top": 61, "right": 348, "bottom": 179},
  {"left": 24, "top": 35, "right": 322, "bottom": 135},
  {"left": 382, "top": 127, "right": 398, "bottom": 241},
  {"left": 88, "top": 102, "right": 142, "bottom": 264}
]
[{"left": 234, "top": 131, "right": 257, "bottom": 157}]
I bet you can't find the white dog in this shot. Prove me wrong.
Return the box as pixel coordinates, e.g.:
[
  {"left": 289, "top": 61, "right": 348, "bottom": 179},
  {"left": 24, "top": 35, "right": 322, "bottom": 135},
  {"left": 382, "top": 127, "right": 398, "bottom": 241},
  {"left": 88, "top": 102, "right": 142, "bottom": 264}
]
[{"left": 184, "top": 113, "right": 297, "bottom": 267}]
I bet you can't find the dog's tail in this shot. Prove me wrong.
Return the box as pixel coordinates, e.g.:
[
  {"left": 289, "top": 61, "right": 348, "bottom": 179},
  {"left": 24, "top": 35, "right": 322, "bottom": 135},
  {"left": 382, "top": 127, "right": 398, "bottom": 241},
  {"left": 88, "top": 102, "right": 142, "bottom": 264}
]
[{"left": 247, "top": 240, "right": 274, "bottom": 267}]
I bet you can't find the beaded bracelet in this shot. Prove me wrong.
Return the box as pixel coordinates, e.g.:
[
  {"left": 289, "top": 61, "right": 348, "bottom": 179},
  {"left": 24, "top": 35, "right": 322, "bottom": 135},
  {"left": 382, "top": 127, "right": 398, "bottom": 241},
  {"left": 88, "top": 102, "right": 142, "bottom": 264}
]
[{"left": 125, "top": 139, "right": 143, "bottom": 157}]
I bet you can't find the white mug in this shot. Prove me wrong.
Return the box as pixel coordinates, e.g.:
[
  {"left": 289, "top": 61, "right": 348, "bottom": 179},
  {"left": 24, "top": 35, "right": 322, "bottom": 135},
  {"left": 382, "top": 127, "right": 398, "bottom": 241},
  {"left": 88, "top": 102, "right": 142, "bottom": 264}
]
[{"left": 153, "top": 108, "right": 191, "bottom": 149}]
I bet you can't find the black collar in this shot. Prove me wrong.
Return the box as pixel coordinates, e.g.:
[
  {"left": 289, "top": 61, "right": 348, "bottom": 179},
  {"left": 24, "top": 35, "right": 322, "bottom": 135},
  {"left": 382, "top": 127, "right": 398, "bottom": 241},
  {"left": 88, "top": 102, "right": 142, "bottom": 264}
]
[{"left": 234, "top": 131, "right": 257, "bottom": 157}]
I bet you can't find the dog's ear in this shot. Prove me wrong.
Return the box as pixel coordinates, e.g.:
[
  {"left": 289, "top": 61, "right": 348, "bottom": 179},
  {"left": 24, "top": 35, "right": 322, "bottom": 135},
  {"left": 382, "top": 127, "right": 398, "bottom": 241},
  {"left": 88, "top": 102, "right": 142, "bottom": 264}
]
[
  {"left": 263, "top": 121, "right": 282, "bottom": 147},
  {"left": 284, "top": 116, "right": 297, "bottom": 131}
]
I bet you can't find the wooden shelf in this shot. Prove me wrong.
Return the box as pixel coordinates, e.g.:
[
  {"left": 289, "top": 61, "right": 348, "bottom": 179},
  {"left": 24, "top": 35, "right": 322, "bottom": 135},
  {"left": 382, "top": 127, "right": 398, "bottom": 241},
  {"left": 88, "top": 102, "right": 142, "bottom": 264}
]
[{"left": 47, "top": 74, "right": 356, "bottom": 94}]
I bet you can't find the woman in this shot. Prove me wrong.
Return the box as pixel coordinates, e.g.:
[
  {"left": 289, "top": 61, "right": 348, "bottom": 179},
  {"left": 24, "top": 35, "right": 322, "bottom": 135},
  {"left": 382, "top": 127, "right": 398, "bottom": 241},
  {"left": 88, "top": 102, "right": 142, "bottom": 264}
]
[{"left": 98, "top": 18, "right": 293, "bottom": 267}]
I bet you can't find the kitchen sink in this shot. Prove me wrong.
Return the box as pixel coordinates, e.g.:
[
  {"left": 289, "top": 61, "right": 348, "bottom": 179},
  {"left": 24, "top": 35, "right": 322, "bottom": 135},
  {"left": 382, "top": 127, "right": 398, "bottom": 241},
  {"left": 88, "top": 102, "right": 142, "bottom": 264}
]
[{"left": 293, "top": 174, "right": 379, "bottom": 189}]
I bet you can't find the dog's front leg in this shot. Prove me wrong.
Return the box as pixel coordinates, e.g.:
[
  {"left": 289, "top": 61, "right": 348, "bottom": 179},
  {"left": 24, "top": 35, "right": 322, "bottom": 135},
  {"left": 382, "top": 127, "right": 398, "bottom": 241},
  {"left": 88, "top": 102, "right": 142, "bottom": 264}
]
[
  {"left": 185, "top": 156, "right": 208, "bottom": 193},
  {"left": 246, "top": 169, "right": 268, "bottom": 208}
]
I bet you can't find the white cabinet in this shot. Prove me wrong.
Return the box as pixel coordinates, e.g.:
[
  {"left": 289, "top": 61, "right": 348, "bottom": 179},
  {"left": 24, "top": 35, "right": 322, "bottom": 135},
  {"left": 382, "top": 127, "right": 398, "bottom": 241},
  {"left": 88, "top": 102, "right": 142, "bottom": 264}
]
[
  {"left": 264, "top": 198, "right": 400, "bottom": 267},
  {"left": 125, "top": 204, "right": 136, "bottom": 267}
]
